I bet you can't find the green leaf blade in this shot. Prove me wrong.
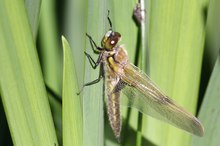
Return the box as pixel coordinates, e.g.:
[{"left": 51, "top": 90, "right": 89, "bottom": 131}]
[
  {"left": 25, "top": 0, "right": 41, "bottom": 39},
  {"left": 38, "top": 0, "right": 62, "bottom": 95},
  {"left": 143, "top": 0, "right": 208, "bottom": 146},
  {"left": 0, "top": 0, "right": 58, "bottom": 145},
  {"left": 192, "top": 54, "right": 220, "bottom": 146},
  {"left": 62, "top": 36, "right": 83, "bottom": 146}
]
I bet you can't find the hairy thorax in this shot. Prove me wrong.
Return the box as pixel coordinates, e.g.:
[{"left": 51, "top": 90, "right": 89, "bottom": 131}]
[{"left": 105, "top": 45, "right": 128, "bottom": 74}]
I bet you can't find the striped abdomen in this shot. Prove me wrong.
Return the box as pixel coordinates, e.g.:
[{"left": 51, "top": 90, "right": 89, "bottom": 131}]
[
  {"left": 107, "top": 91, "right": 121, "bottom": 141},
  {"left": 105, "top": 63, "right": 121, "bottom": 141}
]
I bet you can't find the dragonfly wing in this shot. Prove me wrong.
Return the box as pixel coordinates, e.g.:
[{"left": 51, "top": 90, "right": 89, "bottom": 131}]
[{"left": 119, "top": 63, "right": 204, "bottom": 136}]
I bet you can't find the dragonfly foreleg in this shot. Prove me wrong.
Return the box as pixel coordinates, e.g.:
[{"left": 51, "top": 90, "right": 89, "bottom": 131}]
[
  {"left": 86, "top": 33, "right": 102, "bottom": 53},
  {"left": 84, "top": 51, "right": 102, "bottom": 69}
]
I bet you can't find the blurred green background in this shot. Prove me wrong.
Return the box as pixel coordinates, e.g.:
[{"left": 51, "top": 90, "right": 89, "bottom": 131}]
[{"left": 0, "top": 0, "right": 220, "bottom": 146}]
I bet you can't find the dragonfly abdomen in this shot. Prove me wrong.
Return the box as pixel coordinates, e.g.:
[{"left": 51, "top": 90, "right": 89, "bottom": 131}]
[{"left": 107, "top": 91, "right": 121, "bottom": 141}]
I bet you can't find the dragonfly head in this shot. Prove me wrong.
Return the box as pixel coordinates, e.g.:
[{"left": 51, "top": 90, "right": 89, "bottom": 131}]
[{"left": 101, "top": 30, "right": 121, "bottom": 50}]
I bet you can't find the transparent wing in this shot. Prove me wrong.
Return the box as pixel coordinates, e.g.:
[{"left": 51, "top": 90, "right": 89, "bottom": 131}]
[{"left": 119, "top": 63, "right": 204, "bottom": 136}]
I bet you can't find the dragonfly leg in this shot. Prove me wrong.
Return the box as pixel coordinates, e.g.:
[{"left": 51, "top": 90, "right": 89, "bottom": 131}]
[
  {"left": 86, "top": 33, "right": 102, "bottom": 53},
  {"left": 84, "top": 51, "right": 102, "bottom": 69},
  {"left": 77, "top": 64, "right": 103, "bottom": 95}
]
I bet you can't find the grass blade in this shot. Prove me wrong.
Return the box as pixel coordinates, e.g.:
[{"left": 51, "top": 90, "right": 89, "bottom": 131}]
[
  {"left": 38, "top": 0, "right": 62, "bottom": 95},
  {"left": 0, "top": 0, "right": 58, "bottom": 145},
  {"left": 192, "top": 53, "right": 220, "bottom": 146},
  {"left": 63, "top": 0, "right": 107, "bottom": 145},
  {"left": 25, "top": 0, "right": 41, "bottom": 39},
  {"left": 62, "top": 36, "right": 83, "bottom": 146},
  {"left": 199, "top": 0, "right": 220, "bottom": 102},
  {"left": 63, "top": 0, "right": 87, "bottom": 89},
  {"left": 143, "top": 0, "right": 208, "bottom": 145}
]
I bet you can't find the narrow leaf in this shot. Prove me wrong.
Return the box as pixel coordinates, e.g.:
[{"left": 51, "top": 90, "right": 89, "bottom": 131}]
[
  {"left": 143, "top": 0, "right": 208, "bottom": 146},
  {"left": 192, "top": 54, "right": 220, "bottom": 146},
  {"left": 62, "top": 36, "right": 83, "bottom": 146},
  {"left": 25, "top": 0, "right": 41, "bottom": 39},
  {"left": 82, "top": 1, "right": 110, "bottom": 146},
  {"left": 0, "top": 0, "right": 58, "bottom": 145},
  {"left": 38, "top": 0, "right": 62, "bottom": 95}
]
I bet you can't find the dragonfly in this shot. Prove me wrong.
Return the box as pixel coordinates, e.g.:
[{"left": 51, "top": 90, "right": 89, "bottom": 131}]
[{"left": 80, "top": 12, "right": 204, "bottom": 141}]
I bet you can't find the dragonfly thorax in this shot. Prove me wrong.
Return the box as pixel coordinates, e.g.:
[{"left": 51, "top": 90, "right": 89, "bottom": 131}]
[
  {"left": 101, "top": 30, "right": 121, "bottom": 51},
  {"left": 105, "top": 45, "right": 128, "bottom": 75}
]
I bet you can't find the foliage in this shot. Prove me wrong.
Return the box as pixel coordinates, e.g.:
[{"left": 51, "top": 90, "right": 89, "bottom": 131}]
[{"left": 0, "top": 0, "right": 220, "bottom": 146}]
